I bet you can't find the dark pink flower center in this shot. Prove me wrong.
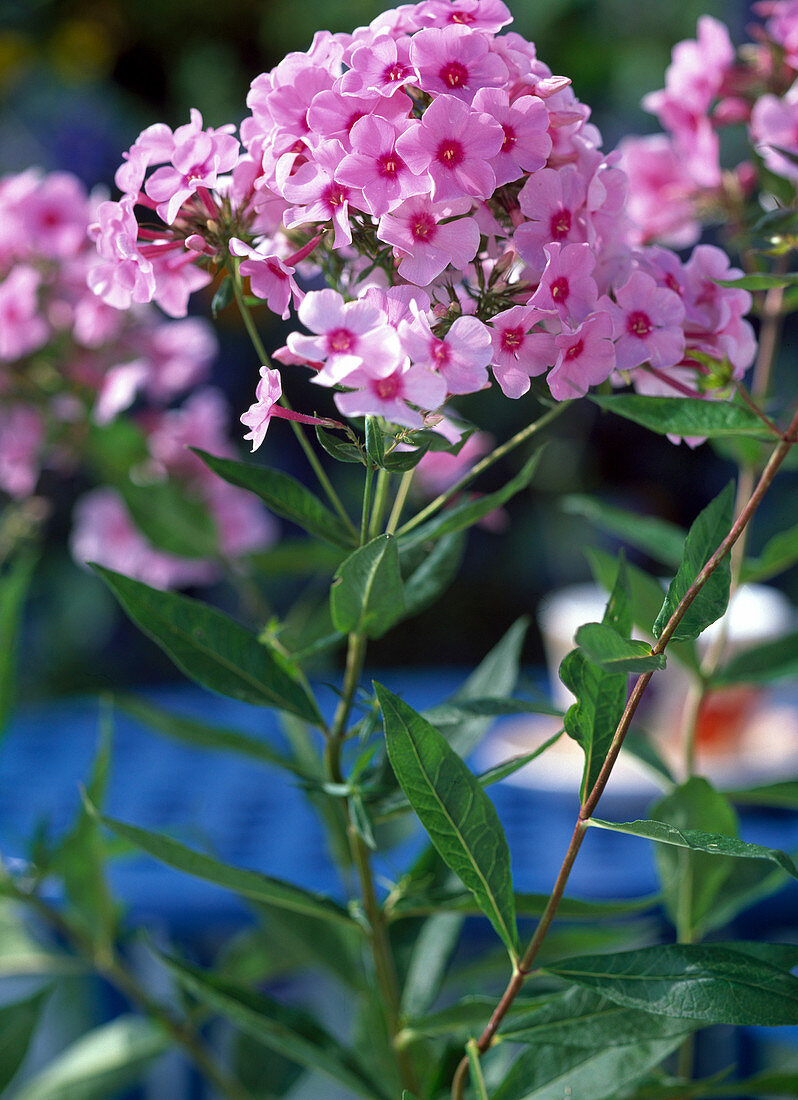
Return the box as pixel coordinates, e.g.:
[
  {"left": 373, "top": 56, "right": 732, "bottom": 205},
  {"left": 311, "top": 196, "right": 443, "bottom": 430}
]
[
  {"left": 384, "top": 62, "right": 409, "bottom": 84},
  {"left": 411, "top": 212, "right": 437, "bottom": 242},
  {"left": 436, "top": 139, "right": 465, "bottom": 168},
  {"left": 325, "top": 184, "right": 348, "bottom": 210},
  {"left": 432, "top": 339, "right": 450, "bottom": 365},
  {"left": 450, "top": 10, "right": 475, "bottom": 23},
  {"left": 501, "top": 327, "right": 524, "bottom": 352},
  {"left": 664, "top": 273, "right": 681, "bottom": 295},
  {"left": 328, "top": 328, "right": 355, "bottom": 353},
  {"left": 346, "top": 110, "right": 367, "bottom": 132},
  {"left": 376, "top": 374, "right": 401, "bottom": 399},
  {"left": 550, "top": 208, "right": 572, "bottom": 239},
  {"left": 501, "top": 125, "right": 517, "bottom": 153},
  {"left": 550, "top": 276, "right": 569, "bottom": 302},
  {"left": 565, "top": 338, "right": 584, "bottom": 361},
  {"left": 627, "top": 310, "right": 653, "bottom": 338},
  {"left": 266, "top": 260, "right": 288, "bottom": 281},
  {"left": 440, "top": 60, "right": 468, "bottom": 88},
  {"left": 378, "top": 152, "right": 400, "bottom": 177}
]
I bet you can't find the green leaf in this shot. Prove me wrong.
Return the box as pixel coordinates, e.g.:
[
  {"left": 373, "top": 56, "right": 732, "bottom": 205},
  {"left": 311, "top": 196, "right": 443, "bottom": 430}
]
[
  {"left": 562, "top": 495, "right": 685, "bottom": 569},
  {"left": 120, "top": 479, "right": 217, "bottom": 559},
  {"left": 92, "top": 565, "right": 322, "bottom": 724},
  {"left": 653, "top": 482, "right": 734, "bottom": 642},
  {"left": 401, "top": 447, "right": 545, "bottom": 546},
  {"left": 402, "top": 529, "right": 465, "bottom": 618},
  {"left": 575, "top": 622, "right": 666, "bottom": 673},
  {"left": 648, "top": 778, "right": 739, "bottom": 935},
  {"left": 586, "top": 547, "right": 699, "bottom": 671},
  {"left": 193, "top": 449, "right": 356, "bottom": 549},
  {"left": 500, "top": 985, "right": 696, "bottom": 1047},
  {"left": 382, "top": 444, "right": 430, "bottom": 472},
  {"left": 401, "top": 911, "right": 464, "bottom": 1019},
  {"left": 588, "top": 816, "right": 798, "bottom": 880},
  {"left": 99, "top": 814, "right": 357, "bottom": 927},
  {"left": 12, "top": 1015, "right": 168, "bottom": 1100},
  {"left": 561, "top": 556, "right": 630, "bottom": 799},
  {"left": 543, "top": 942, "right": 798, "bottom": 1025},
  {"left": 474, "top": 731, "right": 564, "bottom": 787},
  {"left": 623, "top": 729, "right": 676, "bottom": 786},
  {"left": 722, "top": 780, "right": 798, "bottom": 808},
  {"left": 247, "top": 538, "right": 344, "bottom": 576},
  {"left": 161, "top": 953, "right": 387, "bottom": 1099},
  {"left": 743, "top": 522, "right": 798, "bottom": 582},
  {"left": 116, "top": 694, "right": 307, "bottom": 775},
  {"left": 700, "top": 860, "right": 791, "bottom": 935},
  {"left": 330, "top": 535, "right": 405, "bottom": 638},
  {"left": 0, "top": 987, "right": 50, "bottom": 1092},
  {"left": 211, "top": 274, "right": 234, "bottom": 315},
  {"left": 376, "top": 683, "right": 519, "bottom": 958},
  {"left": 0, "top": 550, "right": 35, "bottom": 738},
  {"left": 715, "top": 272, "right": 798, "bottom": 289},
  {"left": 492, "top": 1037, "right": 683, "bottom": 1100},
  {"left": 365, "top": 417, "right": 385, "bottom": 466},
  {"left": 315, "top": 427, "right": 366, "bottom": 465},
  {"left": 389, "top": 885, "right": 660, "bottom": 921},
  {"left": 591, "top": 395, "right": 775, "bottom": 440},
  {"left": 437, "top": 618, "right": 529, "bottom": 757},
  {"left": 424, "top": 696, "right": 562, "bottom": 726},
  {"left": 711, "top": 628, "right": 798, "bottom": 686}
]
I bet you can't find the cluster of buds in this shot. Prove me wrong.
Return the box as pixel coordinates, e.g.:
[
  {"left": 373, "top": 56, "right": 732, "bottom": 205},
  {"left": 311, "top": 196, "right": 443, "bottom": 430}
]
[
  {"left": 0, "top": 168, "right": 275, "bottom": 587},
  {"left": 93, "top": 0, "right": 758, "bottom": 449}
]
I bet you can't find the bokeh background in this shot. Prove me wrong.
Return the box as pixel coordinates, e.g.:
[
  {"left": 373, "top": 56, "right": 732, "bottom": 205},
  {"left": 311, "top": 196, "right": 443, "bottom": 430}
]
[{"left": 2, "top": 0, "right": 794, "bottom": 701}]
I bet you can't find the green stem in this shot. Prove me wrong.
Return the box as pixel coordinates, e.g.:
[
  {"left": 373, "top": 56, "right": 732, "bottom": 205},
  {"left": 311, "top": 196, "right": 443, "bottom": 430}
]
[
  {"left": 368, "top": 468, "right": 392, "bottom": 539},
  {"left": 466, "top": 1039, "right": 490, "bottom": 1100},
  {"left": 397, "top": 403, "right": 567, "bottom": 537},
  {"left": 361, "top": 465, "right": 375, "bottom": 546},
  {"left": 386, "top": 470, "right": 415, "bottom": 535},
  {"left": 231, "top": 267, "right": 357, "bottom": 540}
]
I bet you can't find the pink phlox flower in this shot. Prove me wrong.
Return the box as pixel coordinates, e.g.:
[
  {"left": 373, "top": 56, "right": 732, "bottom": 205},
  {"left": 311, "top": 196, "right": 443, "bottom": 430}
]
[
  {"left": 240, "top": 367, "right": 284, "bottom": 451},
  {"left": 750, "top": 82, "right": 798, "bottom": 181},
  {"left": 471, "top": 87, "right": 550, "bottom": 187},
  {"left": 87, "top": 197, "right": 156, "bottom": 309},
  {"left": 409, "top": 24, "right": 509, "bottom": 103},
  {"left": 16, "top": 171, "right": 91, "bottom": 259},
  {"left": 644, "top": 16, "right": 734, "bottom": 124},
  {"left": 306, "top": 87, "right": 409, "bottom": 147},
  {"left": 762, "top": 0, "right": 798, "bottom": 66},
  {"left": 72, "top": 293, "right": 126, "bottom": 349},
  {"left": 377, "top": 193, "right": 480, "bottom": 285},
  {"left": 94, "top": 360, "right": 151, "bottom": 424},
  {"left": 602, "top": 270, "right": 685, "bottom": 371},
  {"left": 0, "top": 266, "right": 49, "bottom": 360},
  {"left": 288, "top": 288, "right": 402, "bottom": 385},
  {"left": 144, "top": 110, "right": 240, "bottom": 225},
  {"left": 515, "top": 165, "right": 589, "bottom": 273},
  {"left": 529, "top": 242, "right": 598, "bottom": 324},
  {"left": 336, "top": 115, "right": 425, "bottom": 217},
  {"left": 135, "top": 317, "right": 217, "bottom": 401},
  {"left": 115, "top": 122, "right": 175, "bottom": 195},
  {"left": 364, "top": 284, "right": 432, "bottom": 325},
  {"left": 146, "top": 388, "right": 233, "bottom": 476},
  {"left": 282, "top": 140, "right": 353, "bottom": 248},
  {"left": 338, "top": 34, "right": 418, "bottom": 97},
  {"left": 204, "top": 473, "right": 279, "bottom": 557},
  {"left": 334, "top": 359, "right": 448, "bottom": 428},
  {"left": 394, "top": 94, "right": 503, "bottom": 202},
  {"left": 413, "top": 429, "right": 494, "bottom": 495},
  {"left": 617, "top": 134, "right": 702, "bottom": 248},
  {"left": 399, "top": 307, "right": 492, "bottom": 395},
  {"left": 681, "top": 245, "right": 751, "bottom": 333},
  {"left": 488, "top": 305, "right": 558, "bottom": 398},
  {"left": 150, "top": 250, "right": 213, "bottom": 319},
  {"left": 548, "top": 311, "right": 615, "bottom": 400},
  {"left": 415, "top": 0, "right": 513, "bottom": 34},
  {"left": 70, "top": 487, "right": 215, "bottom": 590},
  {"left": 0, "top": 405, "right": 44, "bottom": 499},
  {"left": 230, "top": 238, "right": 303, "bottom": 320}
]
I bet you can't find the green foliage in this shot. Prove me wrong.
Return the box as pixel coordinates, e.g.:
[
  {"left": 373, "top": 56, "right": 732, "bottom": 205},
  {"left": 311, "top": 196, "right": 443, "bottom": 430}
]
[
  {"left": 653, "top": 482, "right": 734, "bottom": 642},
  {"left": 591, "top": 395, "right": 776, "bottom": 439},
  {"left": 119, "top": 478, "right": 218, "bottom": 559},
  {"left": 194, "top": 448, "right": 357, "bottom": 548},
  {"left": 742, "top": 522, "right": 798, "bottom": 582},
  {"left": 711, "top": 628, "right": 798, "bottom": 686},
  {"left": 93, "top": 565, "right": 322, "bottom": 723},
  {"left": 562, "top": 494, "right": 686, "bottom": 569},
  {"left": 401, "top": 529, "right": 466, "bottom": 618},
  {"left": 0, "top": 550, "right": 35, "bottom": 739},
  {"left": 376, "top": 683, "right": 519, "bottom": 958},
  {"left": 330, "top": 534, "right": 405, "bottom": 638},
  {"left": 0, "top": 987, "right": 50, "bottom": 1092},
  {"left": 575, "top": 621, "right": 666, "bottom": 673}
]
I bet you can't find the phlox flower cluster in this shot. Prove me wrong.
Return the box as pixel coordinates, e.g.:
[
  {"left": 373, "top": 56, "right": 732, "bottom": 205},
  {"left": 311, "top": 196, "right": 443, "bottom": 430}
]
[
  {"left": 0, "top": 168, "right": 275, "bottom": 587},
  {"left": 620, "top": 3, "right": 798, "bottom": 248},
  {"left": 96, "top": 0, "right": 758, "bottom": 446}
]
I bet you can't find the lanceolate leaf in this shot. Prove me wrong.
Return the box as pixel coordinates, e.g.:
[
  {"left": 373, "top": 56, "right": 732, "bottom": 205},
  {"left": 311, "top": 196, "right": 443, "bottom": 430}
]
[
  {"left": 715, "top": 272, "right": 798, "bottom": 289},
  {"left": 653, "top": 482, "right": 735, "bottom": 642},
  {"left": 100, "top": 814, "right": 357, "bottom": 927},
  {"left": 161, "top": 954, "right": 387, "bottom": 1100},
  {"left": 92, "top": 565, "right": 322, "bottom": 724},
  {"left": 376, "top": 683, "right": 519, "bottom": 958},
  {"left": 588, "top": 816, "right": 798, "bottom": 879},
  {"left": 492, "top": 1037, "right": 683, "bottom": 1100},
  {"left": 0, "top": 551, "right": 36, "bottom": 739},
  {"left": 193, "top": 448, "right": 356, "bottom": 549},
  {"left": 563, "top": 495, "right": 685, "bottom": 569},
  {"left": 711, "top": 628, "right": 798, "bottom": 686},
  {"left": 401, "top": 911, "right": 465, "bottom": 1019},
  {"left": 12, "top": 1016, "right": 168, "bottom": 1100},
  {"left": 0, "top": 988, "right": 50, "bottom": 1092},
  {"left": 575, "top": 622, "right": 666, "bottom": 673},
  {"left": 330, "top": 535, "right": 405, "bottom": 638},
  {"left": 120, "top": 479, "right": 217, "bottom": 559},
  {"left": 500, "top": 985, "right": 695, "bottom": 1047},
  {"left": 402, "top": 530, "right": 466, "bottom": 618},
  {"left": 561, "top": 556, "right": 631, "bottom": 799},
  {"left": 742, "top": 522, "right": 798, "bottom": 582},
  {"left": 544, "top": 942, "right": 798, "bottom": 1025},
  {"left": 591, "top": 395, "right": 774, "bottom": 439}
]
